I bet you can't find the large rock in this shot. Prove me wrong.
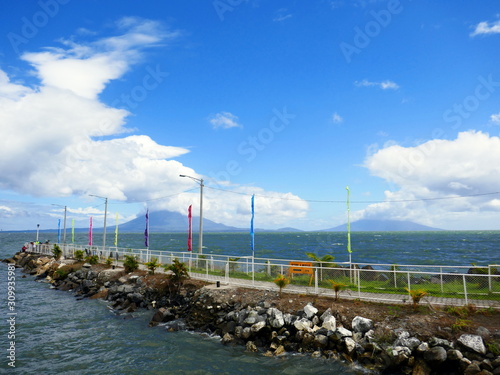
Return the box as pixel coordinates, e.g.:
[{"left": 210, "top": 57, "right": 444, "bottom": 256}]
[
  {"left": 457, "top": 334, "right": 486, "bottom": 354},
  {"left": 294, "top": 318, "right": 312, "bottom": 331},
  {"left": 424, "top": 346, "right": 447, "bottom": 366},
  {"left": 352, "top": 316, "right": 373, "bottom": 334},
  {"left": 303, "top": 303, "right": 318, "bottom": 319},
  {"left": 322, "top": 314, "right": 336, "bottom": 331},
  {"left": 267, "top": 308, "right": 284, "bottom": 329},
  {"left": 457, "top": 334, "right": 487, "bottom": 355}
]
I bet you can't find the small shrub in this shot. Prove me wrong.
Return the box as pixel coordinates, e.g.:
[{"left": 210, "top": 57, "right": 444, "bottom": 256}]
[
  {"left": 486, "top": 340, "right": 500, "bottom": 356},
  {"left": 85, "top": 255, "right": 99, "bottom": 265},
  {"left": 163, "top": 259, "right": 189, "bottom": 295},
  {"left": 53, "top": 267, "right": 71, "bottom": 280},
  {"left": 405, "top": 288, "right": 428, "bottom": 310},
  {"left": 145, "top": 257, "right": 161, "bottom": 275},
  {"left": 105, "top": 257, "right": 113, "bottom": 267},
  {"left": 228, "top": 257, "right": 240, "bottom": 273},
  {"left": 451, "top": 318, "right": 472, "bottom": 333},
  {"left": 328, "top": 280, "right": 347, "bottom": 301},
  {"left": 74, "top": 250, "right": 84, "bottom": 261},
  {"left": 274, "top": 274, "right": 290, "bottom": 298},
  {"left": 124, "top": 255, "right": 139, "bottom": 273},
  {"left": 52, "top": 244, "right": 62, "bottom": 260}
]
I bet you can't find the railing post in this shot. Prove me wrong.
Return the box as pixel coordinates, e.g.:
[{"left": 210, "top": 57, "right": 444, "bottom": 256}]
[
  {"left": 314, "top": 269, "right": 318, "bottom": 294},
  {"left": 358, "top": 268, "right": 361, "bottom": 299},
  {"left": 440, "top": 267, "right": 444, "bottom": 294},
  {"left": 488, "top": 265, "right": 492, "bottom": 293},
  {"left": 463, "top": 274, "right": 468, "bottom": 306},
  {"left": 407, "top": 272, "right": 411, "bottom": 292}
]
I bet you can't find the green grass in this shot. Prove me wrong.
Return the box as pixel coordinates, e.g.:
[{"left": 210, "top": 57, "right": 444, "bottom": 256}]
[{"left": 187, "top": 265, "right": 500, "bottom": 301}]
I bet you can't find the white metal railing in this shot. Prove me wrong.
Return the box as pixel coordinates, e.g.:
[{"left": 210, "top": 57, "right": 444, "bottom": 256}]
[{"left": 29, "top": 243, "right": 500, "bottom": 308}]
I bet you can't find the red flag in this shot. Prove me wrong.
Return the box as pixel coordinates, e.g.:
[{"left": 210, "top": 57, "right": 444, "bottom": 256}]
[{"left": 187, "top": 205, "right": 192, "bottom": 251}]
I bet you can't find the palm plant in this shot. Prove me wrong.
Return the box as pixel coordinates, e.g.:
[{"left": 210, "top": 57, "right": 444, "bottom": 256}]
[
  {"left": 74, "top": 250, "right": 84, "bottom": 262},
  {"left": 164, "top": 259, "right": 190, "bottom": 295},
  {"left": 274, "top": 274, "right": 290, "bottom": 298},
  {"left": 405, "top": 288, "right": 428, "bottom": 310},
  {"left": 145, "top": 257, "right": 161, "bottom": 275},
  {"left": 305, "top": 252, "right": 336, "bottom": 280},
  {"left": 329, "top": 279, "right": 347, "bottom": 301}
]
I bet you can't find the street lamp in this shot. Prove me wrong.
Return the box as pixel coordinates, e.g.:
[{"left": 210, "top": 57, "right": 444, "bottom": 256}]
[
  {"left": 52, "top": 204, "right": 67, "bottom": 244},
  {"left": 36, "top": 224, "right": 40, "bottom": 242},
  {"left": 179, "top": 175, "right": 204, "bottom": 254},
  {"left": 90, "top": 195, "right": 108, "bottom": 250}
]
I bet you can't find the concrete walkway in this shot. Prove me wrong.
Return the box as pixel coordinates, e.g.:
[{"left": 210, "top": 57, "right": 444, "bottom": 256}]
[{"left": 188, "top": 271, "right": 500, "bottom": 310}]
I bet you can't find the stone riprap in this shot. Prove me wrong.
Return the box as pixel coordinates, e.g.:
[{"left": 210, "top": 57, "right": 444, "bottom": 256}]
[{"left": 4, "top": 252, "right": 500, "bottom": 375}]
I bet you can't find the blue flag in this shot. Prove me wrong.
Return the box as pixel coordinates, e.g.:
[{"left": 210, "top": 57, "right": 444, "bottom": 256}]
[
  {"left": 144, "top": 209, "right": 149, "bottom": 248},
  {"left": 250, "top": 195, "right": 255, "bottom": 254}
]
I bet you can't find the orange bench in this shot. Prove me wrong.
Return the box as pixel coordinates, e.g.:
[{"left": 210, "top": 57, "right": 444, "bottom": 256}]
[{"left": 288, "top": 261, "right": 314, "bottom": 286}]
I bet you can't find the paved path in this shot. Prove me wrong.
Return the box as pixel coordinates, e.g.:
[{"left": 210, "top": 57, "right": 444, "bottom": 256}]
[{"left": 188, "top": 272, "right": 500, "bottom": 309}]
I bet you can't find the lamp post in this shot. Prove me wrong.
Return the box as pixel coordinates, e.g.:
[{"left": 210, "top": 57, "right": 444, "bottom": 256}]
[
  {"left": 52, "top": 204, "right": 67, "bottom": 244},
  {"left": 90, "top": 195, "right": 108, "bottom": 251},
  {"left": 36, "top": 224, "right": 40, "bottom": 242},
  {"left": 179, "top": 175, "right": 204, "bottom": 254}
]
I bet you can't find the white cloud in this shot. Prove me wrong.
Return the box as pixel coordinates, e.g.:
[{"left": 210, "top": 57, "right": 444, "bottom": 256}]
[
  {"left": 355, "top": 79, "right": 399, "bottom": 90},
  {"left": 0, "top": 18, "right": 308, "bottom": 230},
  {"left": 209, "top": 111, "right": 242, "bottom": 129},
  {"left": 332, "top": 112, "right": 343, "bottom": 124},
  {"left": 470, "top": 20, "right": 500, "bottom": 37},
  {"left": 490, "top": 112, "right": 500, "bottom": 124},
  {"left": 361, "top": 131, "right": 500, "bottom": 229},
  {"left": 151, "top": 185, "right": 308, "bottom": 229},
  {"left": 273, "top": 8, "right": 293, "bottom": 22}
]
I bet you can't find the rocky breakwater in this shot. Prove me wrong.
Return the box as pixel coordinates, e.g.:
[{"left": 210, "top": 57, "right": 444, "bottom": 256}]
[
  {"left": 5, "top": 252, "right": 500, "bottom": 375},
  {"left": 153, "top": 285, "right": 500, "bottom": 375}
]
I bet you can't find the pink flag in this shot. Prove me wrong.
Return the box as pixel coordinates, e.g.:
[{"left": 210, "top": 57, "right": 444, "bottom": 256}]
[
  {"left": 89, "top": 216, "right": 93, "bottom": 246},
  {"left": 187, "top": 205, "right": 192, "bottom": 251}
]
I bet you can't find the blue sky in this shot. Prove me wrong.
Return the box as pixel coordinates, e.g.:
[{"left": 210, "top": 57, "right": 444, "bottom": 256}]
[{"left": 1, "top": 0, "right": 500, "bottom": 231}]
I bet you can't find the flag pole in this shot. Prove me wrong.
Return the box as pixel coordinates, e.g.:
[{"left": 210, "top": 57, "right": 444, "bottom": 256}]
[
  {"left": 250, "top": 194, "right": 255, "bottom": 285},
  {"left": 114, "top": 213, "right": 119, "bottom": 247},
  {"left": 144, "top": 209, "right": 149, "bottom": 262},
  {"left": 346, "top": 186, "right": 352, "bottom": 264}
]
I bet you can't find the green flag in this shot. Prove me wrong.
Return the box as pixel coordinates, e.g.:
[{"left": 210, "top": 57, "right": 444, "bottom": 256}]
[{"left": 346, "top": 186, "right": 352, "bottom": 254}]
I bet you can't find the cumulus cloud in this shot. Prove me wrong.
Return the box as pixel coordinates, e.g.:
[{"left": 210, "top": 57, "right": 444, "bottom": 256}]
[
  {"left": 355, "top": 79, "right": 399, "bottom": 90},
  {"left": 209, "top": 111, "right": 242, "bottom": 129},
  {"left": 150, "top": 185, "right": 309, "bottom": 229},
  {"left": 0, "top": 18, "right": 308, "bottom": 229},
  {"left": 470, "top": 20, "right": 500, "bottom": 37},
  {"left": 361, "top": 131, "right": 500, "bottom": 229}
]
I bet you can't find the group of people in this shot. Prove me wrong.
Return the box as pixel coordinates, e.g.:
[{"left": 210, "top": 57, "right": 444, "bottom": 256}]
[{"left": 21, "top": 240, "right": 50, "bottom": 252}]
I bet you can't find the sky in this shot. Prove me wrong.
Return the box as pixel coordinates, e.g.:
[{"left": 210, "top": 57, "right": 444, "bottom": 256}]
[{"left": 0, "top": 0, "right": 500, "bottom": 232}]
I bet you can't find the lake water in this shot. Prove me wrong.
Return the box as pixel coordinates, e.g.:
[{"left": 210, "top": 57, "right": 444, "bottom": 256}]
[{"left": 1, "top": 230, "right": 499, "bottom": 374}]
